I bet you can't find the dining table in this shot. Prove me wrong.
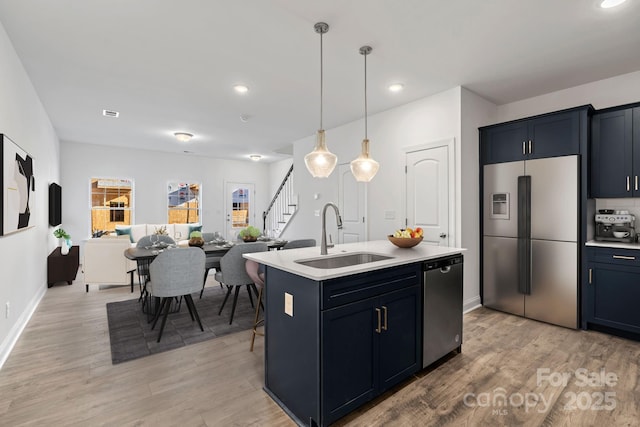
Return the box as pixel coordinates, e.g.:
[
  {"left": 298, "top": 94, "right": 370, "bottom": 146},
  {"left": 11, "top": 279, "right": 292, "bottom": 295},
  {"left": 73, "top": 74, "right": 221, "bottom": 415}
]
[{"left": 124, "top": 239, "right": 287, "bottom": 318}]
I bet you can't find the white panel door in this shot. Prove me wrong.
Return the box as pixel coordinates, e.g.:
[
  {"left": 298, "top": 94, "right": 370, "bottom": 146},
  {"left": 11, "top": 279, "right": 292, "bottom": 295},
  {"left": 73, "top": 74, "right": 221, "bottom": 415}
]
[
  {"left": 338, "top": 163, "right": 365, "bottom": 243},
  {"left": 406, "top": 145, "right": 449, "bottom": 246},
  {"left": 224, "top": 182, "right": 255, "bottom": 240}
]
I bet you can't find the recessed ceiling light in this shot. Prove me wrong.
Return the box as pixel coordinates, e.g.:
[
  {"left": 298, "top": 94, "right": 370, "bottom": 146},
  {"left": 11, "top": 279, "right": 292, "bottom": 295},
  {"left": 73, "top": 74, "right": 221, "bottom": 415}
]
[
  {"left": 233, "top": 85, "right": 249, "bottom": 94},
  {"left": 102, "top": 109, "right": 119, "bottom": 118},
  {"left": 240, "top": 114, "right": 250, "bottom": 123},
  {"left": 601, "top": 0, "right": 626, "bottom": 8},
  {"left": 249, "top": 154, "right": 262, "bottom": 161},
  {"left": 388, "top": 83, "right": 404, "bottom": 93},
  {"left": 174, "top": 132, "right": 194, "bottom": 142}
]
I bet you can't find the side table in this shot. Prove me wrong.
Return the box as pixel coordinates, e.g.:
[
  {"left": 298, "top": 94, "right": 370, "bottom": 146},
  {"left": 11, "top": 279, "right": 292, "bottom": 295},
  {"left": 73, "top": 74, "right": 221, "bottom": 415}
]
[{"left": 47, "top": 246, "right": 80, "bottom": 287}]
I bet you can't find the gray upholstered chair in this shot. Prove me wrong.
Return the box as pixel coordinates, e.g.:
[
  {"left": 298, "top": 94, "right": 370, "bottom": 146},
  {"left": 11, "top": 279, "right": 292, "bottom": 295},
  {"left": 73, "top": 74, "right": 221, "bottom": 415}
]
[
  {"left": 215, "top": 242, "right": 267, "bottom": 324},
  {"left": 283, "top": 239, "right": 316, "bottom": 249},
  {"left": 135, "top": 235, "right": 176, "bottom": 298},
  {"left": 248, "top": 238, "right": 316, "bottom": 351},
  {"left": 148, "top": 247, "right": 206, "bottom": 342}
]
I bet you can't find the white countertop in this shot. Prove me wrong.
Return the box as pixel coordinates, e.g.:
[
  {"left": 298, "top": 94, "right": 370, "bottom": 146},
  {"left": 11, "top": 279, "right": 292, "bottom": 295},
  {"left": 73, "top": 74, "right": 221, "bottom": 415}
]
[
  {"left": 243, "top": 240, "right": 466, "bottom": 281},
  {"left": 586, "top": 240, "right": 640, "bottom": 250}
]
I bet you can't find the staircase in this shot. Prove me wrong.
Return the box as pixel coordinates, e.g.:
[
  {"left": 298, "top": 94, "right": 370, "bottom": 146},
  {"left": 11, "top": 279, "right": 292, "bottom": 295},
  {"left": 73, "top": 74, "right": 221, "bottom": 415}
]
[{"left": 262, "top": 164, "right": 297, "bottom": 238}]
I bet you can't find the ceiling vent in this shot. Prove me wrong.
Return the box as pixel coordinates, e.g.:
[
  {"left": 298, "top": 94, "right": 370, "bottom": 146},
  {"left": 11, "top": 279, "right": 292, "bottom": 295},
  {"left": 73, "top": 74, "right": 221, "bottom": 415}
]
[{"left": 102, "top": 109, "right": 119, "bottom": 118}]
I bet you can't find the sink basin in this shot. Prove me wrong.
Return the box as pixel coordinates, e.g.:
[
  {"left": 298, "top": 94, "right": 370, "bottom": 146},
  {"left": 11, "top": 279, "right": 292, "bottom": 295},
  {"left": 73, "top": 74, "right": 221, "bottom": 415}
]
[{"left": 295, "top": 252, "right": 393, "bottom": 269}]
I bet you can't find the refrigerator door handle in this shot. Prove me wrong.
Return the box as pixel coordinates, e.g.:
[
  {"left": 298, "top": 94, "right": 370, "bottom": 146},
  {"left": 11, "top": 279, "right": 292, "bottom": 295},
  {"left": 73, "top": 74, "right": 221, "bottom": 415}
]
[{"left": 517, "top": 175, "right": 532, "bottom": 295}]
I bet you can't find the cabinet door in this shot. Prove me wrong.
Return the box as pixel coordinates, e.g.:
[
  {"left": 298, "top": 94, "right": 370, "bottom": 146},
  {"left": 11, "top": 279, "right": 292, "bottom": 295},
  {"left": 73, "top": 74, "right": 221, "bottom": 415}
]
[
  {"left": 321, "top": 297, "right": 376, "bottom": 425},
  {"left": 527, "top": 111, "right": 580, "bottom": 159},
  {"left": 591, "top": 109, "right": 633, "bottom": 198},
  {"left": 378, "top": 285, "right": 421, "bottom": 392},
  {"left": 633, "top": 108, "right": 640, "bottom": 196},
  {"left": 589, "top": 263, "right": 640, "bottom": 334},
  {"left": 481, "top": 122, "right": 528, "bottom": 164}
]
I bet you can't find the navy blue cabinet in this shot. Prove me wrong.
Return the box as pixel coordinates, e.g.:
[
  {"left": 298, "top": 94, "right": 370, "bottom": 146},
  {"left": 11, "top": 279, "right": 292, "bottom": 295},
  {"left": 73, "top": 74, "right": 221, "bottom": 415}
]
[
  {"left": 481, "top": 109, "right": 582, "bottom": 164},
  {"left": 264, "top": 263, "right": 422, "bottom": 427},
  {"left": 585, "top": 247, "right": 640, "bottom": 335},
  {"left": 591, "top": 108, "right": 636, "bottom": 197}
]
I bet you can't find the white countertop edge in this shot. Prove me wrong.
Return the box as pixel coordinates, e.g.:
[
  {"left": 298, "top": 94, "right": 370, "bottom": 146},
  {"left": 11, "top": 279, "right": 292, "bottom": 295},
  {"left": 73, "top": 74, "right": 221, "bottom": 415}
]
[
  {"left": 585, "top": 240, "right": 640, "bottom": 250},
  {"left": 243, "top": 240, "right": 466, "bottom": 281}
]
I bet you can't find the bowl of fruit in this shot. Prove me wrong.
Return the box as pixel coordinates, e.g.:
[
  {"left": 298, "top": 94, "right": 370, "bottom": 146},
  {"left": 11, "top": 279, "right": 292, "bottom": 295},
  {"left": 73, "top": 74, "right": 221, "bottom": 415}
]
[{"left": 388, "top": 227, "right": 424, "bottom": 248}]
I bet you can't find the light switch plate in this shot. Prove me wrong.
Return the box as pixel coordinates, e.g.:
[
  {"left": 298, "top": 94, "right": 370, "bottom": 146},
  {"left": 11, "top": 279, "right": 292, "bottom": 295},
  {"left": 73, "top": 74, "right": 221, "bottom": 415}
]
[{"left": 284, "top": 292, "right": 294, "bottom": 317}]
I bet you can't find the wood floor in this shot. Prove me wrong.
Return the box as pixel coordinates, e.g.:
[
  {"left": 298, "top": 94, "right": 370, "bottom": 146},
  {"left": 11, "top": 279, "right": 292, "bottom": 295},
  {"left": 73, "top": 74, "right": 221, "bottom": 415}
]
[{"left": 1, "top": 277, "right": 639, "bottom": 426}]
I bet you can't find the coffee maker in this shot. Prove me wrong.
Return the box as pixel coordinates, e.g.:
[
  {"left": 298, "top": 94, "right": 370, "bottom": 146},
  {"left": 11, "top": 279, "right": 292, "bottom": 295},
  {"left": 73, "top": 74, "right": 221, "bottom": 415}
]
[{"left": 595, "top": 210, "right": 636, "bottom": 243}]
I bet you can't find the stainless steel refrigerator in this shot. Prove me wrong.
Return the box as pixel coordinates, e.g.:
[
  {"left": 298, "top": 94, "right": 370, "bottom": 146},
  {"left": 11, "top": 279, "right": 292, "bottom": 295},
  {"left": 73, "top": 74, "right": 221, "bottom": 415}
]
[{"left": 482, "top": 155, "right": 578, "bottom": 329}]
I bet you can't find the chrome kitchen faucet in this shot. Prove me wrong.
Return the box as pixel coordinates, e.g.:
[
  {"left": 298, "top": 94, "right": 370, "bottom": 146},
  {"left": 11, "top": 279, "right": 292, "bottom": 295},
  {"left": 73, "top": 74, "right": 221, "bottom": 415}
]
[{"left": 321, "top": 202, "right": 343, "bottom": 255}]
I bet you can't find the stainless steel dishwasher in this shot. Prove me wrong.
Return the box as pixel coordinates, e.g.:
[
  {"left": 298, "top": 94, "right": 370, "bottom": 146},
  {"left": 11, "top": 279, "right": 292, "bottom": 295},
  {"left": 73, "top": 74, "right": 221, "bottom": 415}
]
[{"left": 423, "top": 254, "right": 463, "bottom": 368}]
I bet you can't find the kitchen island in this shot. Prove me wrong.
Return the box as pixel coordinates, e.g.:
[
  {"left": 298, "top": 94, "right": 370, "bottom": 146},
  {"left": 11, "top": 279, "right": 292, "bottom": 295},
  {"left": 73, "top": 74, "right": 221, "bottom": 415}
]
[{"left": 245, "top": 240, "right": 465, "bottom": 427}]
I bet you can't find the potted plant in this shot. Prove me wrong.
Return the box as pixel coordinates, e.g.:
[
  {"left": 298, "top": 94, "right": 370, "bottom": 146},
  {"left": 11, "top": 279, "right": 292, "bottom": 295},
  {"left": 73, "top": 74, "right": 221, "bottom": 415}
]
[
  {"left": 53, "top": 228, "right": 71, "bottom": 255},
  {"left": 188, "top": 230, "right": 205, "bottom": 247},
  {"left": 239, "top": 225, "right": 261, "bottom": 242}
]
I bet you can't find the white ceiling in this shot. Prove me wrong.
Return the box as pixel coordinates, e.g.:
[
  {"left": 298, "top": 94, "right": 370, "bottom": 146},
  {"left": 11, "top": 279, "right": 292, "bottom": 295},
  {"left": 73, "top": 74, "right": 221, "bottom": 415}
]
[{"left": 1, "top": 0, "right": 639, "bottom": 163}]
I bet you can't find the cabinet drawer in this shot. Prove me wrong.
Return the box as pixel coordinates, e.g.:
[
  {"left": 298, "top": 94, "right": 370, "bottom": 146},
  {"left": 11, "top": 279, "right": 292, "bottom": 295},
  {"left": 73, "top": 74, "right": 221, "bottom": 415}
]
[
  {"left": 321, "top": 264, "right": 421, "bottom": 310},
  {"left": 587, "top": 247, "right": 640, "bottom": 266}
]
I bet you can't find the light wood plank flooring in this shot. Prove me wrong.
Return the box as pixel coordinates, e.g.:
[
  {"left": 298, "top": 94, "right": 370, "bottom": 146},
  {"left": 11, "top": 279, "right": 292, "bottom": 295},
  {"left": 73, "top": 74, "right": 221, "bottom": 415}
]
[{"left": 1, "top": 276, "right": 639, "bottom": 426}]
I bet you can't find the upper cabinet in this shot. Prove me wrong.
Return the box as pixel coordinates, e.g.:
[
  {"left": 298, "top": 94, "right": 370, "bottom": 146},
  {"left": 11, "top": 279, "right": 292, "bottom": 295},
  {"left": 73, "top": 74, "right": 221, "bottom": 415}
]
[
  {"left": 481, "top": 109, "right": 584, "bottom": 165},
  {"left": 591, "top": 105, "right": 640, "bottom": 198}
]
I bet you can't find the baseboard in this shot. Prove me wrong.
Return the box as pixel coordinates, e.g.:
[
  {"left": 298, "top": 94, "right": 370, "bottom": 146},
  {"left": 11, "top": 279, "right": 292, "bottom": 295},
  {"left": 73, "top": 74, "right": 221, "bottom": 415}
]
[
  {"left": 0, "top": 284, "right": 46, "bottom": 370},
  {"left": 463, "top": 296, "right": 481, "bottom": 314}
]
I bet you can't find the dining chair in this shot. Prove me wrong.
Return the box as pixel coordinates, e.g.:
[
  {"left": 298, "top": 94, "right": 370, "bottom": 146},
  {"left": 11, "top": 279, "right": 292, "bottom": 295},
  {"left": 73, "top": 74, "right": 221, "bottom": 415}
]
[
  {"left": 148, "top": 247, "right": 205, "bottom": 342},
  {"left": 215, "top": 242, "right": 267, "bottom": 324},
  {"left": 135, "top": 235, "right": 176, "bottom": 300},
  {"left": 248, "top": 238, "right": 316, "bottom": 351}
]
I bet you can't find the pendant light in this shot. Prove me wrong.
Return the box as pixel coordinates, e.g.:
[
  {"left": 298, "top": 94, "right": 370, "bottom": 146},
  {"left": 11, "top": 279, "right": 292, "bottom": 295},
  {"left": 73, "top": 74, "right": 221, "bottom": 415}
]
[
  {"left": 350, "top": 46, "right": 379, "bottom": 182},
  {"left": 304, "top": 22, "right": 337, "bottom": 178}
]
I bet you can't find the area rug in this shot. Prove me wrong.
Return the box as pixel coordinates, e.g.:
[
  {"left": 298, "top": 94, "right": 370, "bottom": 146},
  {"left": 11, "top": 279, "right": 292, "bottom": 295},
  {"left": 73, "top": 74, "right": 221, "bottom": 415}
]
[{"left": 106, "top": 285, "right": 256, "bottom": 364}]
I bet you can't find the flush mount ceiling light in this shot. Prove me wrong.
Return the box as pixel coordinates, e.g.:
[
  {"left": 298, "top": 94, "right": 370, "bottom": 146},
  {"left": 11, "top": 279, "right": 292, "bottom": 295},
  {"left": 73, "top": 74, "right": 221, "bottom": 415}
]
[
  {"left": 249, "top": 154, "right": 262, "bottom": 161},
  {"left": 600, "top": 0, "right": 626, "bottom": 7},
  {"left": 388, "top": 83, "right": 404, "bottom": 93},
  {"left": 350, "top": 46, "right": 380, "bottom": 183},
  {"left": 304, "top": 22, "right": 337, "bottom": 179},
  {"left": 233, "top": 84, "right": 249, "bottom": 94},
  {"left": 174, "top": 132, "right": 193, "bottom": 142}
]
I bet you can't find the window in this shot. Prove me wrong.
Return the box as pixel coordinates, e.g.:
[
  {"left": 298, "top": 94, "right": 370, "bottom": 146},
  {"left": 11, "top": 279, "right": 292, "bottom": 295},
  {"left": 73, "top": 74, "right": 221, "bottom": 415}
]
[
  {"left": 167, "top": 182, "right": 201, "bottom": 224},
  {"left": 230, "top": 186, "right": 250, "bottom": 228},
  {"left": 91, "top": 178, "right": 133, "bottom": 233}
]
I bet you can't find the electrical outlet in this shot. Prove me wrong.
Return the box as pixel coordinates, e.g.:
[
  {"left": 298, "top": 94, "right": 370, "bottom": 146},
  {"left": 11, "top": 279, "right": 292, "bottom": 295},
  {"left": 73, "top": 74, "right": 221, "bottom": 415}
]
[{"left": 5, "top": 302, "right": 9, "bottom": 319}]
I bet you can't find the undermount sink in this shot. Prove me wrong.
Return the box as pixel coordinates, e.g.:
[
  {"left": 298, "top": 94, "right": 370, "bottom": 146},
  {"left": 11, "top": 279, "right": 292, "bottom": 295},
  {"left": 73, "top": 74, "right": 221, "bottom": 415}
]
[{"left": 295, "top": 252, "right": 393, "bottom": 269}]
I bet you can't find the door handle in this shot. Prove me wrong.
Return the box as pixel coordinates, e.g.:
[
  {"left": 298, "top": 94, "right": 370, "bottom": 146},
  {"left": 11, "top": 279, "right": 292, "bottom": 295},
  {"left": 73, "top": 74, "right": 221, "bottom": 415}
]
[
  {"left": 375, "top": 308, "right": 382, "bottom": 333},
  {"left": 381, "top": 306, "right": 388, "bottom": 331},
  {"left": 522, "top": 141, "right": 526, "bottom": 155},
  {"left": 528, "top": 140, "right": 532, "bottom": 154},
  {"left": 439, "top": 233, "right": 447, "bottom": 238}
]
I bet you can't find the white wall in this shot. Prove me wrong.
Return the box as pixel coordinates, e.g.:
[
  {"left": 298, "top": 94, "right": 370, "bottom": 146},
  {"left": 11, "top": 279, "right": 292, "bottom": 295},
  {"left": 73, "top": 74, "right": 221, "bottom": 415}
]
[
  {"left": 460, "top": 88, "right": 498, "bottom": 310},
  {"left": 0, "top": 22, "right": 60, "bottom": 367},
  {"left": 60, "top": 141, "right": 271, "bottom": 246},
  {"left": 495, "top": 70, "right": 640, "bottom": 123}
]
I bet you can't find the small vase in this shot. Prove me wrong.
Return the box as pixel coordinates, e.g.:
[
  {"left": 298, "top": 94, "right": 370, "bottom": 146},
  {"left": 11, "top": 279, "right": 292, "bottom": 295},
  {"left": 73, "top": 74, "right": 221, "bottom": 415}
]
[{"left": 60, "top": 238, "right": 69, "bottom": 255}]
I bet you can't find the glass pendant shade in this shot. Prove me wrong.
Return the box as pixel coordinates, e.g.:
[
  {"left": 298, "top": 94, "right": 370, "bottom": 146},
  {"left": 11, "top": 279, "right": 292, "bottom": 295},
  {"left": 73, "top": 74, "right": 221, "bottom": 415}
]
[
  {"left": 350, "top": 138, "right": 379, "bottom": 182},
  {"left": 304, "top": 129, "right": 337, "bottom": 178}
]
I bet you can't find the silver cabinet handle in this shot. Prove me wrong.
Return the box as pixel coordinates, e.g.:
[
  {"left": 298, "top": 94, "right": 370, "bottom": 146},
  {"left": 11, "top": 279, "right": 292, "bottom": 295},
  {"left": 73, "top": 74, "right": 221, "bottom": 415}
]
[
  {"left": 636, "top": 176, "right": 638, "bottom": 191},
  {"left": 627, "top": 176, "right": 631, "bottom": 192},
  {"left": 381, "top": 306, "right": 388, "bottom": 331},
  {"left": 375, "top": 308, "right": 382, "bottom": 333},
  {"left": 522, "top": 141, "right": 526, "bottom": 155},
  {"left": 589, "top": 268, "right": 592, "bottom": 284},
  {"left": 528, "top": 140, "right": 532, "bottom": 154},
  {"left": 612, "top": 255, "right": 635, "bottom": 260}
]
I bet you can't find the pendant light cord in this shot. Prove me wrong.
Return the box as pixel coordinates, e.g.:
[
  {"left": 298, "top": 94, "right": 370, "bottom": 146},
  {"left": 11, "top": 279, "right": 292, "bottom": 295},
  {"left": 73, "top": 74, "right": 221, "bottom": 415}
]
[
  {"left": 364, "top": 52, "right": 368, "bottom": 139},
  {"left": 320, "top": 30, "right": 323, "bottom": 130}
]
